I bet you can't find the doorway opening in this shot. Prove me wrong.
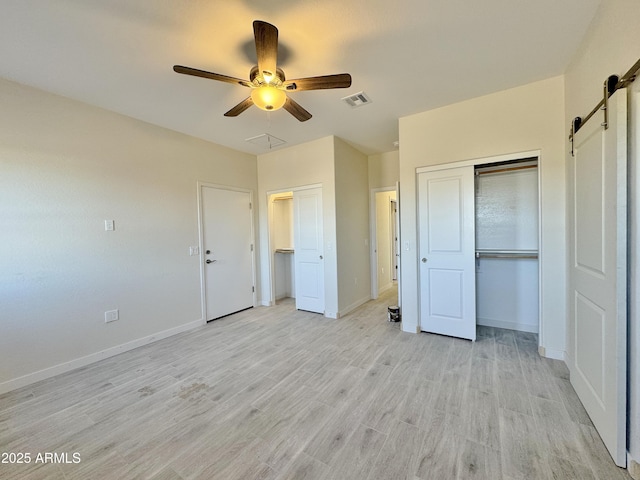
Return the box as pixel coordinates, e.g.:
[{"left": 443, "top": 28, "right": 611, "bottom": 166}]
[
  {"left": 416, "top": 151, "right": 541, "bottom": 342},
  {"left": 370, "top": 186, "right": 399, "bottom": 304},
  {"left": 266, "top": 186, "right": 325, "bottom": 314}
]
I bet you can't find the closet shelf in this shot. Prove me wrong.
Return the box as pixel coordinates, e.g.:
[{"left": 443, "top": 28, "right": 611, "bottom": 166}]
[{"left": 475, "top": 249, "right": 538, "bottom": 259}]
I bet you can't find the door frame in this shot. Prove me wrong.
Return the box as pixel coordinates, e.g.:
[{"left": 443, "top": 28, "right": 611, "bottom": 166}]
[
  {"left": 416, "top": 150, "right": 542, "bottom": 345},
  {"left": 369, "top": 185, "right": 399, "bottom": 299},
  {"left": 265, "top": 183, "right": 323, "bottom": 307},
  {"left": 197, "top": 182, "right": 257, "bottom": 325}
]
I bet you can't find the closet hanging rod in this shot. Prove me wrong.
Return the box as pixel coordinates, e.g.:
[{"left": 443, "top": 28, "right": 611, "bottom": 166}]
[
  {"left": 475, "top": 250, "right": 538, "bottom": 259},
  {"left": 475, "top": 164, "right": 537, "bottom": 176}
]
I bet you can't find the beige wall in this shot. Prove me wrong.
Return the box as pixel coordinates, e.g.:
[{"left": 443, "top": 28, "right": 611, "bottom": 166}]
[
  {"left": 334, "top": 137, "right": 371, "bottom": 315},
  {"left": 256, "top": 136, "right": 339, "bottom": 316},
  {"left": 368, "top": 150, "right": 399, "bottom": 189},
  {"left": 563, "top": 0, "right": 640, "bottom": 465},
  {"left": 398, "top": 76, "right": 566, "bottom": 357},
  {"left": 0, "top": 77, "right": 258, "bottom": 391}
]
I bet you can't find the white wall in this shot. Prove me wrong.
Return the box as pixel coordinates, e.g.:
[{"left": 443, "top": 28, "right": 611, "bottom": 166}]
[
  {"left": 334, "top": 137, "right": 370, "bottom": 315},
  {"left": 368, "top": 150, "right": 399, "bottom": 189},
  {"left": 398, "top": 76, "right": 566, "bottom": 358},
  {"left": 563, "top": 0, "right": 640, "bottom": 468},
  {"left": 375, "top": 190, "right": 396, "bottom": 293},
  {"left": 0, "top": 77, "right": 258, "bottom": 392},
  {"left": 257, "top": 136, "right": 339, "bottom": 316}
]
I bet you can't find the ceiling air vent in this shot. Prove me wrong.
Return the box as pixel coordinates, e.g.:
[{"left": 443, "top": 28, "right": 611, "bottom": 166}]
[
  {"left": 245, "top": 133, "right": 286, "bottom": 149},
  {"left": 342, "top": 91, "right": 372, "bottom": 108}
]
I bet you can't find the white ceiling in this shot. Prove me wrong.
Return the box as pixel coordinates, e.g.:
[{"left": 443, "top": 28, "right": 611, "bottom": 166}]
[{"left": 0, "top": 0, "right": 600, "bottom": 156}]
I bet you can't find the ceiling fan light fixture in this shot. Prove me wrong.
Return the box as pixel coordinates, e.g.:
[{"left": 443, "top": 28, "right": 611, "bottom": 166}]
[{"left": 251, "top": 85, "right": 286, "bottom": 111}]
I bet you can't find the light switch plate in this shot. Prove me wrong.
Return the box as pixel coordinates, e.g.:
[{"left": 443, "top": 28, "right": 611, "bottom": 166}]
[
  {"left": 105, "top": 220, "right": 115, "bottom": 231},
  {"left": 105, "top": 309, "right": 119, "bottom": 323},
  {"left": 189, "top": 246, "right": 199, "bottom": 256}
]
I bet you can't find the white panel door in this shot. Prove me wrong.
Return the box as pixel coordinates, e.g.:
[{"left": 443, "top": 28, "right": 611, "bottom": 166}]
[
  {"left": 569, "top": 90, "right": 627, "bottom": 466},
  {"left": 294, "top": 187, "right": 325, "bottom": 313},
  {"left": 418, "top": 166, "right": 476, "bottom": 340},
  {"left": 202, "top": 186, "right": 254, "bottom": 321}
]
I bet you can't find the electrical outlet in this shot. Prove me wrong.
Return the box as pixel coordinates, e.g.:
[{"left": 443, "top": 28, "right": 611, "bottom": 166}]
[
  {"left": 105, "top": 309, "right": 119, "bottom": 323},
  {"left": 104, "top": 220, "right": 115, "bottom": 231}
]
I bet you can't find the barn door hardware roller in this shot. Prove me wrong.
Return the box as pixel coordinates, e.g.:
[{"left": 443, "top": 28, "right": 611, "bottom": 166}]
[
  {"left": 569, "top": 75, "right": 618, "bottom": 156},
  {"left": 569, "top": 55, "right": 640, "bottom": 156}
]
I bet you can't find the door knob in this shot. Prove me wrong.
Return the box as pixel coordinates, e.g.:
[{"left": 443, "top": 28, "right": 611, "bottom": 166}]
[
  {"left": 205, "top": 250, "right": 211, "bottom": 255},
  {"left": 319, "top": 255, "right": 323, "bottom": 260},
  {"left": 206, "top": 259, "right": 217, "bottom": 264},
  {"left": 421, "top": 258, "right": 427, "bottom": 263}
]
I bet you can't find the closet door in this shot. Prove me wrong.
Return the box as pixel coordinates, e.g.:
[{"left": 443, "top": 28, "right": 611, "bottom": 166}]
[
  {"left": 418, "top": 166, "right": 476, "bottom": 340},
  {"left": 293, "top": 187, "right": 325, "bottom": 313}
]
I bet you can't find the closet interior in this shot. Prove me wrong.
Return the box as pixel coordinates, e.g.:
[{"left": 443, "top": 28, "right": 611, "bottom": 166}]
[
  {"left": 475, "top": 158, "right": 539, "bottom": 333},
  {"left": 270, "top": 192, "right": 295, "bottom": 301}
]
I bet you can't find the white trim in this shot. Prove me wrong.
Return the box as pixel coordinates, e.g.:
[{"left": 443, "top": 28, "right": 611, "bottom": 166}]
[
  {"left": 197, "top": 182, "right": 257, "bottom": 323},
  {"left": 0, "top": 319, "right": 203, "bottom": 395},
  {"left": 416, "top": 150, "right": 540, "bottom": 174},
  {"left": 538, "top": 345, "right": 565, "bottom": 361}
]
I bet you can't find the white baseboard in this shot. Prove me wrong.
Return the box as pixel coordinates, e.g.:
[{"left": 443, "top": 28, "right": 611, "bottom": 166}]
[
  {"left": 260, "top": 300, "right": 272, "bottom": 306},
  {"left": 378, "top": 282, "right": 395, "bottom": 294},
  {"left": 537, "top": 345, "right": 565, "bottom": 361},
  {"left": 338, "top": 296, "right": 371, "bottom": 318},
  {"left": 0, "top": 319, "right": 203, "bottom": 395},
  {"left": 476, "top": 316, "right": 538, "bottom": 333}
]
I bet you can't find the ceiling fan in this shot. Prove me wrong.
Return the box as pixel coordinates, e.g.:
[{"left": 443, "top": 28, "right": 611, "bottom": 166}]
[{"left": 173, "top": 20, "right": 352, "bottom": 122}]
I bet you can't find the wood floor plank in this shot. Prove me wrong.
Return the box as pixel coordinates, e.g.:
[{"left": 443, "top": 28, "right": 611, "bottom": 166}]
[
  {"left": 415, "top": 410, "right": 463, "bottom": 480},
  {"left": 325, "top": 423, "right": 387, "bottom": 480},
  {"left": 499, "top": 408, "right": 550, "bottom": 480},
  {"left": 367, "top": 419, "right": 425, "bottom": 480}
]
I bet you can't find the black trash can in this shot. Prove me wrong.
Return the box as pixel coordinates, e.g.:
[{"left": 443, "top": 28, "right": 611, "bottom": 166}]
[{"left": 387, "top": 305, "right": 400, "bottom": 322}]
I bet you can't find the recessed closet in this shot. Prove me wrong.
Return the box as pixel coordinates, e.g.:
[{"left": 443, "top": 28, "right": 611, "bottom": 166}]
[
  {"left": 475, "top": 159, "right": 539, "bottom": 333},
  {"left": 417, "top": 156, "right": 540, "bottom": 340},
  {"left": 270, "top": 192, "right": 295, "bottom": 301}
]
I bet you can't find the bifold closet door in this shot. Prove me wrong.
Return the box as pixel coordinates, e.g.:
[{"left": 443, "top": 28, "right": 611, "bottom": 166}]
[
  {"left": 569, "top": 89, "right": 627, "bottom": 466},
  {"left": 418, "top": 166, "right": 476, "bottom": 341}
]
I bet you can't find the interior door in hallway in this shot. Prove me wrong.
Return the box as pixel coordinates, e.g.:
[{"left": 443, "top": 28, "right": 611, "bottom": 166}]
[
  {"left": 293, "top": 187, "right": 325, "bottom": 313},
  {"left": 201, "top": 185, "right": 255, "bottom": 321},
  {"left": 418, "top": 165, "right": 476, "bottom": 340},
  {"left": 569, "top": 89, "right": 627, "bottom": 466}
]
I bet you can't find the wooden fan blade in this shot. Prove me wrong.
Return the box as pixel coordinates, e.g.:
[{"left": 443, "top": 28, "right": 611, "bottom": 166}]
[
  {"left": 253, "top": 20, "right": 278, "bottom": 80},
  {"left": 224, "top": 97, "right": 254, "bottom": 117},
  {"left": 173, "top": 65, "right": 252, "bottom": 88},
  {"left": 283, "top": 97, "right": 312, "bottom": 122},
  {"left": 283, "top": 73, "right": 352, "bottom": 91}
]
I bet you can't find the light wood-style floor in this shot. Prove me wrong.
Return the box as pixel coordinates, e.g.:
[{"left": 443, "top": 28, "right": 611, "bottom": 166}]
[{"left": 0, "top": 290, "right": 631, "bottom": 480}]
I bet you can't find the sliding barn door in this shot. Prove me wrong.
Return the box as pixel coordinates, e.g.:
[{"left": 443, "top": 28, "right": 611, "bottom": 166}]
[
  {"left": 569, "top": 89, "right": 627, "bottom": 466},
  {"left": 418, "top": 166, "right": 476, "bottom": 340}
]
